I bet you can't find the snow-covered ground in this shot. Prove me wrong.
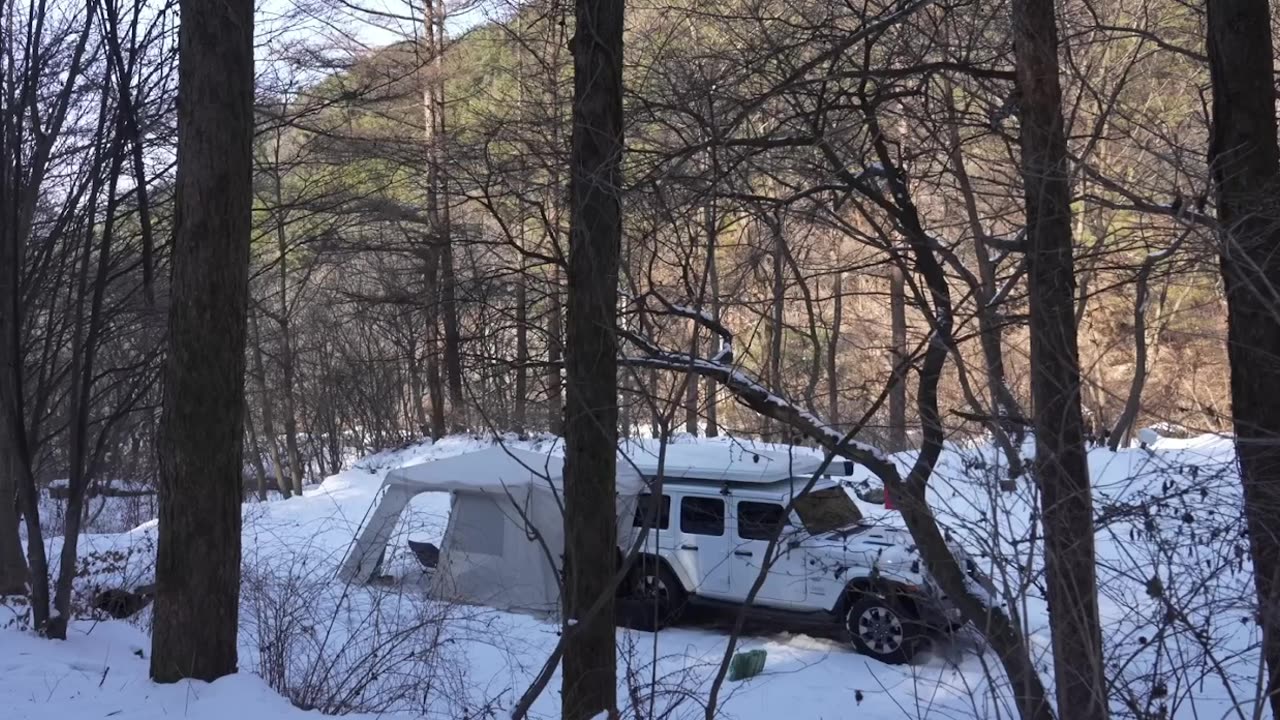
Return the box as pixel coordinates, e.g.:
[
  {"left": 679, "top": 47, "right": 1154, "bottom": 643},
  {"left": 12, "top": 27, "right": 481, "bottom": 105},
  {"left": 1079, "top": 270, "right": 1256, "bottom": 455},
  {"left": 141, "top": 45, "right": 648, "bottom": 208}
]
[{"left": 1, "top": 432, "right": 1263, "bottom": 719}]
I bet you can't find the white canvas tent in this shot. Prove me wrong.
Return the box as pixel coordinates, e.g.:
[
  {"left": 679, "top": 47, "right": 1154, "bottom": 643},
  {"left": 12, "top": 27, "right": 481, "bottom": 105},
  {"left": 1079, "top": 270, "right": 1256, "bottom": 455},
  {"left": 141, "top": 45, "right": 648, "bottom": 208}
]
[{"left": 338, "top": 447, "right": 644, "bottom": 614}]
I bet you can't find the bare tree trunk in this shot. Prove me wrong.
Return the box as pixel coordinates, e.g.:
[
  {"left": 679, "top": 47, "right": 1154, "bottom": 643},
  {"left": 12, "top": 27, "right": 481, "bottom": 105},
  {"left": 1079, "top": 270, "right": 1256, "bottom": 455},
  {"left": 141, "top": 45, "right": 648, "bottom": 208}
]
[
  {"left": 514, "top": 266, "right": 529, "bottom": 432},
  {"left": 944, "top": 86, "right": 1026, "bottom": 468},
  {"left": 1013, "top": 0, "right": 1106, "bottom": 716},
  {"left": 408, "top": 337, "right": 429, "bottom": 434},
  {"left": 547, "top": 267, "right": 564, "bottom": 436},
  {"left": 419, "top": 1, "right": 450, "bottom": 440},
  {"left": 767, "top": 213, "right": 785, "bottom": 441},
  {"left": 888, "top": 267, "right": 908, "bottom": 451},
  {"left": 274, "top": 192, "right": 304, "bottom": 495},
  {"left": 828, "top": 269, "right": 843, "bottom": 427},
  {"left": 685, "top": 322, "right": 699, "bottom": 434},
  {"left": 705, "top": 204, "right": 720, "bottom": 438},
  {"left": 1109, "top": 244, "right": 1179, "bottom": 451},
  {"left": 511, "top": 25, "right": 529, "bottom": 435},
  {"left": 151, "top": 0, "right": 253, "bottom": 681},
  {"left": 246, "top": 408, "right": 269, "bottom": 501},
  {"left": 423, "top": 278, "right": 447, "bottom": 438},
  {"left": 1207, "top": 2, "right": 1280, "bottom": 716},
  {"left": 424, "top": 0, "right": 464, "bottom": 431},
  {"left": 0, "top": 446, "right": 26, "bottom": 595},
  {"left": 561, "top": 0, "right": 623, "bottom": 714},
  {"left": 250, "top": 314, "right": 291, "bottom": 498},
  {"left": 50, "top": 112, "right": 123, "bottom": 639}
]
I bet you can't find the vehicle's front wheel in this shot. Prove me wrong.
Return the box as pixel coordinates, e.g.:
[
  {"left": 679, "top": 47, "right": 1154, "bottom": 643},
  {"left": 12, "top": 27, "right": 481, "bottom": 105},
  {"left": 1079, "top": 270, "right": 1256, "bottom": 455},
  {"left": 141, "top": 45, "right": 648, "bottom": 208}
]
[
  {"left": 844, "top": 594, "right": 922, "bottom": 664},
  {"left": 620, "top": 560, "right": 687, "bottom": 632}
]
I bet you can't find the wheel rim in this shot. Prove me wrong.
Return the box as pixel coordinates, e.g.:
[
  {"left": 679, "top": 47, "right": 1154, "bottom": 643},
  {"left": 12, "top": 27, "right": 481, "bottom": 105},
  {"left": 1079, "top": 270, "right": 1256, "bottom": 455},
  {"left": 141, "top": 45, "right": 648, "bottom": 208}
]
[
  {"left": 637, "top": 571, "right": 669, "bottom": 603},
  {"left": 854, "top": 605, "right": 904, "bottom": 655}
]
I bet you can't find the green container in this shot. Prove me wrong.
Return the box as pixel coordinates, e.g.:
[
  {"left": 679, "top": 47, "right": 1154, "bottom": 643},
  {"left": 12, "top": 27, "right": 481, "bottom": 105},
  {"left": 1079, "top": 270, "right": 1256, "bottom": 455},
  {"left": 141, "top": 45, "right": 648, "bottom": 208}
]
[{"left": 727, "top": 649, "right": 767, "bottom": 681}]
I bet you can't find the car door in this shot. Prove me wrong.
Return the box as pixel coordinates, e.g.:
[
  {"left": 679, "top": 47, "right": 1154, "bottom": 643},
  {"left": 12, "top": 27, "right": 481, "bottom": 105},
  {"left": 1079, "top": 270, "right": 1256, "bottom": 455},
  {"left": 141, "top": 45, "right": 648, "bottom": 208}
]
[
  {"left": 675, "top": 495, "right": 732, "bottom": 598},
  {"left": 731, "top": 500, "right": 808, "bottom": 606}
]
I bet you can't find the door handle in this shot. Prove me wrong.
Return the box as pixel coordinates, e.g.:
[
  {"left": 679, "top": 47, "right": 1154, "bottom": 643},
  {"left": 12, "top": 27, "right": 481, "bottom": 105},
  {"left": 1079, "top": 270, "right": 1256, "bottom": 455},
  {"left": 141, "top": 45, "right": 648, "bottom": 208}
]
[
  {"left": 680, "top": 544, "right": 698, "bottom": 550},
  {"left": 734, "top": 550, "right": 753, "bottom": 557}
]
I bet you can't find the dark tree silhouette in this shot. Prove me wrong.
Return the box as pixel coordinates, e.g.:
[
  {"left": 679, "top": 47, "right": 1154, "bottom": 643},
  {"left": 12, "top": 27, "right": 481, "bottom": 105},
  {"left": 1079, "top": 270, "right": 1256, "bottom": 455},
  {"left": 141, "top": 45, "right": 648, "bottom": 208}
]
[
  {"left": 561, "top": 0, "right": 625, "bottom": 716},
  {"left": 1207, "top": 0, "right": 1280, "bottom": 716},
  {"left": 150, "top": 0, "right": 255, "bottom": 682},
  {"left": 1012, "top": 0, "right": 1107, "bottom": 716}
]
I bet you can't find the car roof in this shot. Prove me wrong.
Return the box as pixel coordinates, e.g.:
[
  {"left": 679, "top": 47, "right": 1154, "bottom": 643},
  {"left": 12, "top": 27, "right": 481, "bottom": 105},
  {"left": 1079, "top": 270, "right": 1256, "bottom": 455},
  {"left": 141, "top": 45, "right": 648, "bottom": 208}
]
[
  {"left": 622, "top": 442, "right": 828, "bottom": 484},
  {"left": 648, "top": 475, "right": 844, "bottom": 498}
]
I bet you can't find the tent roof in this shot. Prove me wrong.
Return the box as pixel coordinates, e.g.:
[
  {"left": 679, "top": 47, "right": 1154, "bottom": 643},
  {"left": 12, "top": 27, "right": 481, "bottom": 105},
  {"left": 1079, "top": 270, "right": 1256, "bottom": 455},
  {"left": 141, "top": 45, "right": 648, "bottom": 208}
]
[
  {"left": 382, "top": 443, "right": 830, "bottom": 498},
  {"left": 620, "top": 443, "right": 828, "bottom": 484},
  {"left": 384, "top": 446, "right": 646, "bottom": 496}
]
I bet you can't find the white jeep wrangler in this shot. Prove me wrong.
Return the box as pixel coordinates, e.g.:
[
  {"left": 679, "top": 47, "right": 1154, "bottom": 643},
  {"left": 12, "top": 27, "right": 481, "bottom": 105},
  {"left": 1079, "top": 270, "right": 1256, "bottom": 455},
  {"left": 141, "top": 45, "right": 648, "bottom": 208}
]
[{"left": 618, "top": 468, "right": 970, "bottom": 664}]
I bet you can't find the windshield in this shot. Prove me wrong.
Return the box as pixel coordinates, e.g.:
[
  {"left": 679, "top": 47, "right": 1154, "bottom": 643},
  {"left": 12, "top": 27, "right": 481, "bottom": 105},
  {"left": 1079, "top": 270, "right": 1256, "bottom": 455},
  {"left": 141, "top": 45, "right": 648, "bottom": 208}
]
[{"left": 794, "top": 486, "right": 863, "bottom": 534}]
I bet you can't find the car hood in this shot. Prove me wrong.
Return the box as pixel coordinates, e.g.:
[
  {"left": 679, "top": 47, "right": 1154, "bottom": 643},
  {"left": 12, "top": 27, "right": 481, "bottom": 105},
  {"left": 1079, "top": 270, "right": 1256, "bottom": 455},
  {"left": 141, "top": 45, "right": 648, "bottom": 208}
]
[{"left": 802, "top": 524, "right": 974, "bottom": 585}]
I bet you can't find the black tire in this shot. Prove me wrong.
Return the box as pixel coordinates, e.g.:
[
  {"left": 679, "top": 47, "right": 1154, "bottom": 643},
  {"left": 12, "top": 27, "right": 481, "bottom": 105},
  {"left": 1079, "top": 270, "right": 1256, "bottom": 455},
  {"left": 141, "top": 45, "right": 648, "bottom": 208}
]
[
  {"left": 844, "top": 594, "right": 924, "bottom": 664},
  {"left": 620, "top": 559, "right": 687, "bottom": 632}
]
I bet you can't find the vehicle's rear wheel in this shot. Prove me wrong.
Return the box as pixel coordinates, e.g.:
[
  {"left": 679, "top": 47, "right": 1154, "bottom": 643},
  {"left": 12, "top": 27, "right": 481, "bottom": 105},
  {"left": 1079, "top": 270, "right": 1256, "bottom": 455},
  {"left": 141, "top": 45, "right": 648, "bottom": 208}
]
[
  {"left": 844, "top": 594, "right": 922, "bottom": 664},
  {"left": 619, "top": 560, "right": 686, "bottom": 632}
]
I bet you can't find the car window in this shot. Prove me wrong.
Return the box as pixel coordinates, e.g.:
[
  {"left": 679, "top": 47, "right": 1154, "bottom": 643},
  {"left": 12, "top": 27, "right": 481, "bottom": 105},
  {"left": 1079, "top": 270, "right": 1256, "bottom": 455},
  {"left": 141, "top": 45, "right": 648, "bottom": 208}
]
[
  {"left": 737, "top": 501, "right": 787, "bottom": 541},
  {"left": 680, "top": 496, "right": 724, "bottom": 536},
  {"left": 632, "top": 494, "right": 671, "bottom": 530}
]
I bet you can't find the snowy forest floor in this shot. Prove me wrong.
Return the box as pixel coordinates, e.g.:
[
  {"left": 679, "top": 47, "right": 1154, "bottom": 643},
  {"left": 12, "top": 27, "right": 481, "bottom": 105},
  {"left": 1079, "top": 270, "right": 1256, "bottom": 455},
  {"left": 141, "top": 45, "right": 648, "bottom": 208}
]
[{"left": 1, "top": 433, "right": 1263, "bottom": 719}]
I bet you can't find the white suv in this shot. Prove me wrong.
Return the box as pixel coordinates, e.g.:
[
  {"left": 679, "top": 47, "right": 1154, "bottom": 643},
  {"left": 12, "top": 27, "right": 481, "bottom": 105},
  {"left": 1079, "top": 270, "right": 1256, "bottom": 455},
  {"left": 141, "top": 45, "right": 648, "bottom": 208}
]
[{"left": 618, "top": 471, "right": 967, "bottom": 663}]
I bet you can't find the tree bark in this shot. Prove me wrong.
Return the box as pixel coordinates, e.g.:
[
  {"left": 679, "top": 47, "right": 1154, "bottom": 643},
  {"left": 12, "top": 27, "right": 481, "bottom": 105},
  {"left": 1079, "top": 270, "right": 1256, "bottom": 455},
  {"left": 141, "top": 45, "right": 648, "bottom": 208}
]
[
  {"left": 250, "top": 314, "right": 291, "bottom": 499},
  {"left": 0, "top": 446, "right": 26, "bottom": 595},
  {"left": 271, "top": 161, "right": 305, "bottom": 495},
  {"left": 705, "top": 203, "right": 720, "bottom": 438},
  {"left": 943, "top": 86, "right": 1026, "bottom": 472},
  {"left": 888, "top": 267, "right": 908, "bottom": 451},
  {"left": 514, "top": 265, "right": 529, "bottom": 433},
  {"left": 1013, "top": 0, "right": 1106, "bottom": 717},
  {"left": 1206, "top": 1, "right": 1280, "bottom": 716},
  {"left": 246, "top": 408, "right": 269, "bottom": 501},
  {"left": 50, "top": 113, "right": 123, "bottom": 639},
  {"left": 828, "top": 268, "right": 843, "bottom": 427},
  {"left": 767, "top": 212, "right": 786, "bottom": 442},
  {"left": 546, "top": 268, "right": 564, "bottom": 436},
  {"left": 685, "top": 322, "right": 699, "bottom": 435},
  {"left": 151, "top": 0, "right": 253, "bottom": 681},
  {"left": 561, "top": 0, "right": 624, "bottom": 714},
  {"left": 422, "top": 0, "right": 465, "bottom": 432}
]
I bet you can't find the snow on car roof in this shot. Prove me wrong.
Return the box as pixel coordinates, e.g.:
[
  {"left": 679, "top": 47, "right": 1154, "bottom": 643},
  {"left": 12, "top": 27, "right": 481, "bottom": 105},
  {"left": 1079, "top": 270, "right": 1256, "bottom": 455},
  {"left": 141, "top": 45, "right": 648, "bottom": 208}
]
[{"left": 619, "top": 441, "right": 829, "bottom": 484}]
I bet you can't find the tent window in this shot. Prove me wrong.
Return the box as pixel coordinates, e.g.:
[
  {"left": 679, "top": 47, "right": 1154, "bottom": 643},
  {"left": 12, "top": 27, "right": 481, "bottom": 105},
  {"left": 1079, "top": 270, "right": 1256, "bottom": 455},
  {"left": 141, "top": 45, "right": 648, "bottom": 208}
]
[
  {"left": 633, "top": 494, "right": 671, "bottom": 530},
  {"left": 452, "top": 497, "right": 505, "bottom": 555},
  {"left": 680, "top": 497, "right": 724, "bottom": 536}
]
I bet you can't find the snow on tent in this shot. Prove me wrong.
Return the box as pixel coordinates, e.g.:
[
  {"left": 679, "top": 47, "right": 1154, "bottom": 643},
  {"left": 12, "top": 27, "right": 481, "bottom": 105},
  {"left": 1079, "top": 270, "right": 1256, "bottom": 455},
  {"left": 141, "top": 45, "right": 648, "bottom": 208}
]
[{"left": 337, "top": 446, "right": 645, "bottom": 614}]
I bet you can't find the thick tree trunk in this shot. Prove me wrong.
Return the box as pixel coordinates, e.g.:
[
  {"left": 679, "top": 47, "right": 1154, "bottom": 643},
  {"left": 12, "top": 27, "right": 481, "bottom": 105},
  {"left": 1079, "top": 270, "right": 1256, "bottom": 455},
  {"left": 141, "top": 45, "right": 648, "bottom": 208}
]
[
  {"left": 150, "top": 0, "right": 253, "bottom": 681},
  {"left": 1013, "top": 0, "right": 1106, "bottom": 717},
  {"left": 1207, "top": 1, "right": 1280, "bottom": 716},
  {"left": 561, "top": 0, "right": 623, "bottom": 715},
  {"left": 888, "top": 267, "right": 908, "bottom": 451}
]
